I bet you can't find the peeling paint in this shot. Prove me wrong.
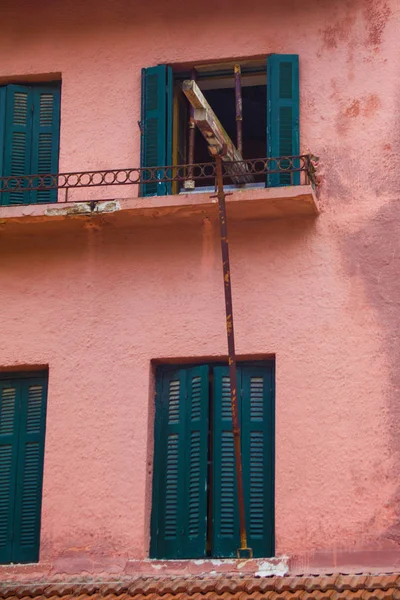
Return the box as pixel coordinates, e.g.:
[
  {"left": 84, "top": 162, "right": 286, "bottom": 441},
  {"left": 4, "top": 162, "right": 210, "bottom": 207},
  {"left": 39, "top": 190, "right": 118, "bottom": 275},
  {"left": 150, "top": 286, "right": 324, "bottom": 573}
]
[{"left": 45, "top": 200, "right": 120, "bottom": 217}]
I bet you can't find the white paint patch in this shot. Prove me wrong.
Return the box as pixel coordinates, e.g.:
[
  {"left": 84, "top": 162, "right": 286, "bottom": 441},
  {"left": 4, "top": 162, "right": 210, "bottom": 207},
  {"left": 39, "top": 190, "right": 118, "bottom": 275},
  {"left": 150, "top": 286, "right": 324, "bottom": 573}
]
[
  {"left": 94, "top": 201, "right": 120, "bottom": 213},
  {"left": 255, "top": 557, "right": 289, "bottom": 577},
  {"left": 45, "top": 200, "right": 120, "bottom": 217},
  {"left": 46, "top": 203, "right": 94, "bottom": 216}
]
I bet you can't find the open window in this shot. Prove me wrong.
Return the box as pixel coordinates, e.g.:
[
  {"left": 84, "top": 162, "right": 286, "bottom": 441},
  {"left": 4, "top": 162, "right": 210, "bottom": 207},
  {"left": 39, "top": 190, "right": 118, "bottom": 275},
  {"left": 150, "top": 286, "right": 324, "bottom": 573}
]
[{"left": 140, "top": 55, "right": 299, "bottom": 197}]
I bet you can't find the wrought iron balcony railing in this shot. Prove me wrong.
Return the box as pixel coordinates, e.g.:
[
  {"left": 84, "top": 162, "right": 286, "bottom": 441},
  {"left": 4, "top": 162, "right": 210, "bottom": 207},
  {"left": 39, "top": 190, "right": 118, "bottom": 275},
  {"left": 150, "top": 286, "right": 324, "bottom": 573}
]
[{"left": 0, "top": 155, "right": 316, "bottom": 204}]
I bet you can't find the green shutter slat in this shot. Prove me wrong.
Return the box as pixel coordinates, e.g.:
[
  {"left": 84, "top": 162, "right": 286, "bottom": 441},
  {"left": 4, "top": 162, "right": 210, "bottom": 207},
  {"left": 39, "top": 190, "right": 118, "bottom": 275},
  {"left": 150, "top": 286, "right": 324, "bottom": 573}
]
[
  {"left": 151, "top": 366, "right": 209, "bottom": 559},
  {"left": 30, "top": 86, "right": 60, "bottom": 204},
  {"left": 2, "top": 85, "right": 33, "bottom": 206},
  {"left": 12, "top": 378, "right": 48, "bottom": 563},
  {"left": 140, "top": 66, "right": 173, "bottom": 197},
  {"left": 151, "top": 370, "right": 186, "bottom": 558},
  {"left": 212, "top": 367, "right": 240, "bottom": 557},
  {"left": 241, "top": 365, "right": 275, "bottom": 557},
  {"left": 183, "top": 367, "right": 209, "bottom": 558},
  {"left": 267, "top": 54, "right": 300, "bottom": 187},
  {"left": 0, "top": 382, "right": 21, "bottom": 564},
  {"left": 0, "top": 87, "right": 6, "bottom": 184}
]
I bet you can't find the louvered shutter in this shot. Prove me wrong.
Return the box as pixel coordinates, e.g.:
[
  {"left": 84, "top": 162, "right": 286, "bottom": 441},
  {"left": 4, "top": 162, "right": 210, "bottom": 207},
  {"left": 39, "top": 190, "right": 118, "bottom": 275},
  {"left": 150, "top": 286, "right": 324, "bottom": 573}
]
[
  {"left": 0, "top": 87, "right": 6, "bottom": 186},
  {"left": 12, "top": 378, "right": 48, "bottom": 563},
  {"left": 267, "top": 55, "right": 300, "bottom": 187},
  {"left": 151, "top": 366, "right": 209, "bottom": 559},
  {"left": 183, "top": 366, "right": 209, "bottom": 558},
  {"left": 30, "top": 86, "right": 60, "bottom": 204},
  {"left": 212, "top": 366, "right": 240, "bottom": 557},
  {"left": 2, "top": 85, "right": 33, "bottom": 205},
  {"left": 0, "top": 381, "right": 21, "bottom": 564},
  {"left": 213, "top": 364, "right": 275, "bottom": 558},
  {"left": 241, "top": 365, "right": 275, "bottom": 557},
  {"left": 140, "top": 66, "right": 173, "bottom": 197}
]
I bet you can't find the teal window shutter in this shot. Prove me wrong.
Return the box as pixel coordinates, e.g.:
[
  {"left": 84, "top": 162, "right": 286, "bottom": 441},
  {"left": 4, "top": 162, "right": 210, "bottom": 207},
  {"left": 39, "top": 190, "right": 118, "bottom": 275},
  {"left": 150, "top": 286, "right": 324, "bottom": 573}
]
[
  {"left": 212, "top": 366, "right": 240, "bottom": 557},
  {"left": 140, "top": 66, "right": 173, "bottom": 197},
  {"left": 30, "top": 86, "right": 61, "bottom": 204},
  {"left": 267, "top": 55, "right": 300, "bottom": 187},
  {"left": 2, "top": 85, "right": 33, "bottom": 206},
  {"left": 0, "top": 87, "right": 6, "bottom": 183},
  {"left": 151, "top": 366, "right": 209, "bottom": 559},
  {"left": 0, "top": 376, "right": 48, "bottom": 564},
  {"left": 12, "top": 378, "right": 48, "bottom": 563},
  {"left": 241, "top": 365, "right": 275, "bottom": 557},
  {"left": 1, "top": 84, "right": 60, "bottom": 206},
  {"left": 0, "top": 381, "right": 21, "bottom": 564},
  {"left": 212, "top": 364, "right": 275, "bottom": 558}
]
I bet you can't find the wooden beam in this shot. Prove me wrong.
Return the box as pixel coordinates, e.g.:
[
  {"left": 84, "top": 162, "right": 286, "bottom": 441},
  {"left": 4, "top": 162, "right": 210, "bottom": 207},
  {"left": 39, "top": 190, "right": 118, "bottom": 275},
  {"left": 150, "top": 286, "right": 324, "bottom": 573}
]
[{"left": 182, "top": 80, "right": 253, "bottom": 184}]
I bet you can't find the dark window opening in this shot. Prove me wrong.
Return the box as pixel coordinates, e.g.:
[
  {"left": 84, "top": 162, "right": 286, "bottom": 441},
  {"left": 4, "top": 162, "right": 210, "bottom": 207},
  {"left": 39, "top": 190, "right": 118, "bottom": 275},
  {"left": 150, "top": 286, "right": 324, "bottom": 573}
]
[
  {"left": 193, "top": 85, "right": 266, "bottom": 165},
  {"left": 173, "top": 78, "right": 267, "bottom": 189}
]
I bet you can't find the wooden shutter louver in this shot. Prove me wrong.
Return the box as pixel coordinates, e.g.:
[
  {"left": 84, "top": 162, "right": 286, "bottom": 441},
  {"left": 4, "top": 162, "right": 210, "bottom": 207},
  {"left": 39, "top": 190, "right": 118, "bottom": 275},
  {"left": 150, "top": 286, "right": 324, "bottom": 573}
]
[
  {"left": 0, "top": 87, "right": 6, "bottom": 187},
  {"left": 1, "top": 84, "right": 60, "bottom": 206},
  {"left": 0, "top": 376, "right": 48, "bottom": 565},
  {"left": 0, "top": 382, "right": 20, "bottom": 564},
  {"left": 151, "top": 366, "right": 209, "bottom": 559},
  {"left": 140, "top": 66, "right": 173, "bottom": 197},
  {"left": 267, "top": 54, "right": 300, "bottom": 187},
  {"left": 152, "top": 362, "right": 274, "bottom": 560},
  {"left": 213, "top": 364, "right": 275, "bottom": 558},
  {"left": 30, "top": 87, "right": 61, "bottom": 204},
  {"left": 13, "top": 381, "right": 48, "bottom": 563},
  {"left": 241, "top": 365, "right": 275, "bottom": 557},
  {"left": 184, "top": 368, "right": 209, "bottom": 558},
  {"left": 3, "top": 86, "right": 32, "bottom": 205},
  {"left": 212, "top": 367, "right": 239, "bottom": 558}
]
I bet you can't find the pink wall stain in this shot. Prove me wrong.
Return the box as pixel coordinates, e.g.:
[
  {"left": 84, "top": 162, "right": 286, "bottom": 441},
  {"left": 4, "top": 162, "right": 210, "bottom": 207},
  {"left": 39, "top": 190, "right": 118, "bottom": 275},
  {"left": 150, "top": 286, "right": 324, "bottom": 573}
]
[{"left": 0, "top": 0, "right": 400, "bottom": 577}]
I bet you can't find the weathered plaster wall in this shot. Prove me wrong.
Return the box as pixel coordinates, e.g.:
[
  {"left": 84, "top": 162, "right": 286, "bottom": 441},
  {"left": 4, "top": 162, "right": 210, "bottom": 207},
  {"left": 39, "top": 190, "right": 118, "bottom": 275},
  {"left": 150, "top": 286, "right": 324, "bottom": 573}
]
[{"left": 1, "top": 0, "right": 400, "bottom": 576}]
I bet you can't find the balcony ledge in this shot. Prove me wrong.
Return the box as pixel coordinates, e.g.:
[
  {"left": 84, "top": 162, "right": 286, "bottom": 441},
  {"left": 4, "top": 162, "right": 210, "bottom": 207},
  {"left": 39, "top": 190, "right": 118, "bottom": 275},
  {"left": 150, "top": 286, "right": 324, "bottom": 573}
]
[{"left": 0, "top": 185, "right": 318, "bottom": 225}]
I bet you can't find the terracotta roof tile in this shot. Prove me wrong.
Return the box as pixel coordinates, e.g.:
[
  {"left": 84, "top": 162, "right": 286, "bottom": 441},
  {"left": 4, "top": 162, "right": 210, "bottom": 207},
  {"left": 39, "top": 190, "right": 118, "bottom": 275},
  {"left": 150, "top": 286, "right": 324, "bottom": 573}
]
[{"left": 1, "top": 573, "right": 400, "bottom": 600}]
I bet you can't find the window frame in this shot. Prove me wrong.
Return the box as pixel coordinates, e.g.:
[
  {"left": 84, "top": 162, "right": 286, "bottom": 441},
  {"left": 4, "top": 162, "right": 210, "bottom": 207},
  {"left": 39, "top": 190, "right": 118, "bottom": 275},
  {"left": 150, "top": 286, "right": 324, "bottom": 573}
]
[{"left": 140, "top": 55, "right": 300, "bottom": 197}]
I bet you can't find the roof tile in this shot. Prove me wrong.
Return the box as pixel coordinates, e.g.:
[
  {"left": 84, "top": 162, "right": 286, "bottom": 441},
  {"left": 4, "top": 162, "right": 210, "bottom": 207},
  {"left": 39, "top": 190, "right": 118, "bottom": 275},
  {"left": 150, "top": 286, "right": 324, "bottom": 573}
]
[{"left": 1, "top": 572, "right": 400, "bottom": 600}]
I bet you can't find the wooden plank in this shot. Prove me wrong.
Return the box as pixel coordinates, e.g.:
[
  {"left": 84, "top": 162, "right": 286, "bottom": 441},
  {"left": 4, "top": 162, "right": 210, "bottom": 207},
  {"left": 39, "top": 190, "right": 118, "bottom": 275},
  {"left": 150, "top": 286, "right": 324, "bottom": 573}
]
[{"left": 182, "top": 80, "right": 253, "bottom": 184}]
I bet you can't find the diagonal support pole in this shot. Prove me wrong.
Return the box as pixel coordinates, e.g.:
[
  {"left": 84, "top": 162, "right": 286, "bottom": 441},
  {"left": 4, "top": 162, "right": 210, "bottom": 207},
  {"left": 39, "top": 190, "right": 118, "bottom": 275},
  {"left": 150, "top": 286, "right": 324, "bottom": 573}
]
[{"left": 213, "top": 153, "right": 252, "bottom": 558}]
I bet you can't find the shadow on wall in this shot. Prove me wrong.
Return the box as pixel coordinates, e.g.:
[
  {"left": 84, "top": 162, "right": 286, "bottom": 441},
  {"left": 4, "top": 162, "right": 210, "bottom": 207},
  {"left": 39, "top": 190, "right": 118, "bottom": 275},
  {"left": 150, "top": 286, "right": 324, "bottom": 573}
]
[{"left": 342, "top": 197, "right": 400, "bottom": 547}]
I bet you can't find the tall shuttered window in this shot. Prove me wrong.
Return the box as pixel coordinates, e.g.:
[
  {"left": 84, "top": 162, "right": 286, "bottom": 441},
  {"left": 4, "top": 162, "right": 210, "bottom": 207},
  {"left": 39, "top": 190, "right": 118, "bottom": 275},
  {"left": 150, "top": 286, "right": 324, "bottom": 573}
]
[
  {"left": 140, "top": 55, "right": 299, "bottom": 196},
  {"left": 151, "top": 362, "right": 274, "bottom": 559},
  {"left": 0, "top": 374, "right": 48, "bottom": 564},
  {"left": 0, "top": 83, "right": 61, "bottom": 206}
]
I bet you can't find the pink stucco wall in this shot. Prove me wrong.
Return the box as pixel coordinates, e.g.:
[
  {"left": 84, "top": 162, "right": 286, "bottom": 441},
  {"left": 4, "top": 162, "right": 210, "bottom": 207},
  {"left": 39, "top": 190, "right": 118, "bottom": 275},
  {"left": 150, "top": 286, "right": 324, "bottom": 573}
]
[{"left": 1, "top": 0, "right": 400, "bottom": 577}]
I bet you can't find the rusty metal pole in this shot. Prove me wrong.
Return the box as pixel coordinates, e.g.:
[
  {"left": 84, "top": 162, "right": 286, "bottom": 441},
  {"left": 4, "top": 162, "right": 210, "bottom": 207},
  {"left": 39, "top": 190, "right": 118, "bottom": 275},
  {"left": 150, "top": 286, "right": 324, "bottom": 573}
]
[
  {"left": 234, "top": 64, "right": 243, "bottom": 156},
  {"left": 214, "top": 154, "right": 251, "bottom": 557},
  {"left": 184, "top": 68, "right": 197, "bottom": 190}
]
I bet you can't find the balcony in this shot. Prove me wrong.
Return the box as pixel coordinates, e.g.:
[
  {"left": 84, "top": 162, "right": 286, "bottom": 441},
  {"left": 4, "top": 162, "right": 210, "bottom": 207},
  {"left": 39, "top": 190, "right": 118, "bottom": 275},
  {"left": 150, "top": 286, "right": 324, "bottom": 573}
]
[{"left": 0, "top": 155, "right": 318, "bottom": 225}]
